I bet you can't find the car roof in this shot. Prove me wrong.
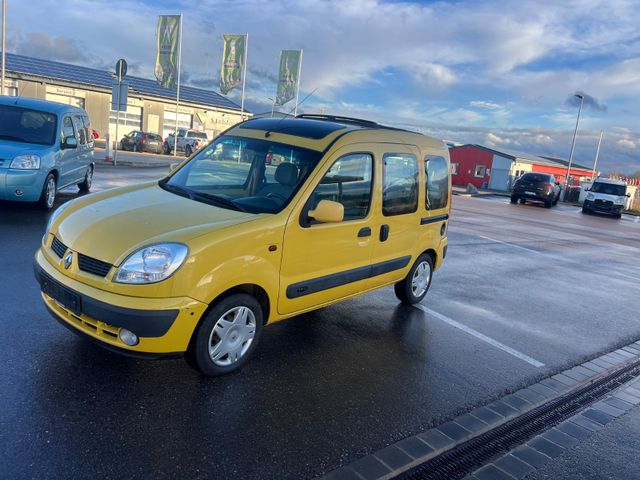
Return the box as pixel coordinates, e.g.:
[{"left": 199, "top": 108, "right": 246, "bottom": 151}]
[
  {"left": 0, "top": 95, "right": 86, "bottom": 115},
  {"left": 593, "top": 177, "right": 627, "bottom": 186},
  {"left": 228, "top": 115, "right": 446, "bottom": 152}
]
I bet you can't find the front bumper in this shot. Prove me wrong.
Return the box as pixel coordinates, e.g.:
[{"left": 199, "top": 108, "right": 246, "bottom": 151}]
[
  {"left": 0, "top": 169, "right": 44, "bottom": 202},
  {"left": 34, "top": 249, "right": 208, "bottom": 355},
  {"left": 583, "top": 200, "right": 624, "bottom": 214}
]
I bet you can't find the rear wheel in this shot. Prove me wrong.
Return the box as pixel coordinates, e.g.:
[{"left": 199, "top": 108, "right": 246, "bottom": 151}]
[
  {"left": 38, "top": 173, "right": 57, "bottom": 210},
  {"left": 78, "top": 165, "right": 93, "bottom": 192},
  {"left": 185, "top": 145, "right": 193, "bottom": 157},
  {"left": 394, "top": 254, "right": 433, "bottom": 304},
  {"left": 186, "top": 293, "right": 264, "bottom": 377},
  {"left": 163, "top": 143, "right": 171, "bottom": 155}
]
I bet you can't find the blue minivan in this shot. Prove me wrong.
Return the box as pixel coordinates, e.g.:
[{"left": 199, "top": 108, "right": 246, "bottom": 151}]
[{"left": 0, "top": 96, "right": 94, "bottom": 209}]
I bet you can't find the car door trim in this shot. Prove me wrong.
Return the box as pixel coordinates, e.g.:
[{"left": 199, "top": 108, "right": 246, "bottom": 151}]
[
  {"left": 420, "top": 213, "right": 449, "bottom": 225},
  {"left": 286, "top": 255, "right": 411, "bottom": 299}
]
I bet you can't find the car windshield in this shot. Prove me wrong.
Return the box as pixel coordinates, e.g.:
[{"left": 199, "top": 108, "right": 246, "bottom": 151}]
[
  {"left": 520, "top": 173, "right": 550, "bottom": 183},
  {"left": 190, "top": 132, "right": 208, "bottom": 139},
  {"left": 591, "top": 182, "right": 626, "bottom": 196},
  {"left": 162, "top": 135, "right": 322, "bottom": 214},
  {"left": 0, "top": 105, "right": 58, "bottom": 146}
]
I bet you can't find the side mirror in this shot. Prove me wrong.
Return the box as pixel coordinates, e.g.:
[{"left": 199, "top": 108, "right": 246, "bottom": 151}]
[
  {"left": 308, "top": 200, "right": 344, "bottom": 223},
  {"left": 627, "top": 193, "right": 631, "bottom": 198},
  {"left": 169, "top": 162, "right": 180, "bottom": 173},
  {"left": 62, "top": 136, "right": 78, "bottom": 149}
]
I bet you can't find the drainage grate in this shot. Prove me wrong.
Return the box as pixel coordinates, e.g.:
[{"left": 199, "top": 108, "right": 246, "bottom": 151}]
[{"left": 399, "top": 359, "right": 640, "bottom": 480}]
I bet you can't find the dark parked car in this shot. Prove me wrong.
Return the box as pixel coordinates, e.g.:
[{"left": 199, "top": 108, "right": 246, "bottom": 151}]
[
  {"left": 511, "top": 172, "right": 561, "bottom": 208},
  {"left": 120, "top": 131, "right": 164, "bottom": 154}
]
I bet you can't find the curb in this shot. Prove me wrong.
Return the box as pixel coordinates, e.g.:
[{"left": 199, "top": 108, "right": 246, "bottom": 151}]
[
  {"left": 95, "top": 159, "right": 173, "bottom": 168},
  {"left": 321, "top": 341, "right": 640, "bottom": 480}
]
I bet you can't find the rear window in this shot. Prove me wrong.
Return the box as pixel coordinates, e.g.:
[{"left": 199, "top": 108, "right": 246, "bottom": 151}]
[
  {"left": 520, "top": 173, "right": 551, "bottom": 183},
  {"left": 189, "top": 131, "right": 208, "bottom": 139},
  {"left": 591, "top": 182, "right": 626, "bottom": 196},
  {"left": 0, "top": 105, "right": 58, "bottom": 146}
]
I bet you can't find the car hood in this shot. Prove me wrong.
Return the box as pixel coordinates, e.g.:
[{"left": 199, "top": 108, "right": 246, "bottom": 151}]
[
  {"left": 0, "top": 141, "right": 52, "bottom": 167},
  {"left": 55, "top": 183, "right": 258, "bottom": 266},
  {"left": 590, "top": 192, "right": 624, "bottom": 202}
]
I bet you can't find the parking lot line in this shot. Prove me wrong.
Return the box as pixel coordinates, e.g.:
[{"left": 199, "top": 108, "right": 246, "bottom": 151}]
[
  {"left": 476, "top": 234, "right": 542, "bottom": 255},
  {"left": 413, "top": 304, "right": 546, "bottom": 368}
]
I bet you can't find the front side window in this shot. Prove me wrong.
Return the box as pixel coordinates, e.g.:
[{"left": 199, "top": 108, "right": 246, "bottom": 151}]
[
  {"left": 0, "top": 105, "right": 57, "bottom": 145},
  {"left": 307, "top": 153, "right": 373, "bottom": 222},
  {"left": 383, "top": 153, "right": 418, "bottom": 216},
  {"left": 164, "top": 135, "right": 322, "bottom": 214},
  {"left": 474, "top": 165, "right": 486, "bottom": 178},
  {"left": 425, "top": 155, "right": 449, "bottom": 210}
]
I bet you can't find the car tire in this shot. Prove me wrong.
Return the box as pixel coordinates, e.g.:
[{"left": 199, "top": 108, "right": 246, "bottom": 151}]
[
  {"left": 544, "top": 199, "right": 552, "bottom": 208},
  {"left": 185, "top": 145, "right": 192, "bottom": 157},
  {"left": 581, "top": 206, "right": 589, "bottom": 214},
  {"left": 163, "top": 143, "right": 171, "bottom": 155},
  {"left": 510, "top": 195, "right": 518, "bottom": 204},
  {"left": 615, "top": 213, "right": 622, "bottom": 219},
  {"left": 38, "top": 173, "right": 57, "bottom": 210},
  {"left": 552, "top": 196, "right": 558, "bottom": 206},
  {"left": 78, "top": 165, "right": 93, "bottom": 193},
  {"left": 394, "top": 254, "right": 434, "bottom": 304},
  {"left": 186, "top": 293, "right": 264, "bottom": 377},
  {"left": 519, "top": 198, "right": 526, "bottom": 204}
]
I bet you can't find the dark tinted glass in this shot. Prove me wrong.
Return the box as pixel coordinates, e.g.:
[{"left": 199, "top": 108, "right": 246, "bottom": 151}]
[
  {"left": 521, "top": 173, "right": 551, "bottom": 183},
  {"left": 591, "top": 182, "right": 626, "bottom": 196},
  {"left": 0, "top": 105, "right": 57, "bottom": 145}
]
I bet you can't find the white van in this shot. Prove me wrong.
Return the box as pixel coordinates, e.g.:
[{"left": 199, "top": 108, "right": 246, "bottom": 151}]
[{"left": 582, "top": 178, "right": 629, "bottom": 218}]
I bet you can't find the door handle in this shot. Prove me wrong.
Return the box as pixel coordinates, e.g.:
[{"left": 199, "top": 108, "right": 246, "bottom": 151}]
[
  {"left": 358, "top": 227, "right": 371, "bottom": 238},
  {"left": 380, "top": 224, "right": 389, "bottom": 242}
]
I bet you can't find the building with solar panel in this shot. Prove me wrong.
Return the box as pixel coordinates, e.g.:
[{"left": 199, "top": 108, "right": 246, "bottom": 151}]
[{"left": 1, "top": 53, "right": 248, "bottom": 143}]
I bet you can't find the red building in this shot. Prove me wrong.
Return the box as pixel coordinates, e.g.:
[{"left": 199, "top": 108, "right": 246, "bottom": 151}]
[{"left": 449, "top": 145, "right": 593, "bottom": 191}]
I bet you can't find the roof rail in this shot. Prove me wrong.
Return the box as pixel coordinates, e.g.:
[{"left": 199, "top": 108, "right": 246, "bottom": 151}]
[{"left": 295, "top": 114, "right": 382, "bottom": 128}]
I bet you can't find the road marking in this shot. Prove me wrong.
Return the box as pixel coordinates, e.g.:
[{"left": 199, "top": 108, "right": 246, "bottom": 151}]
[
  {"left": 476, "top": 234, "right": 542, "bottom": 255},
  {"left": 413, "top": 304, "right": 546, "bottom": 368}
]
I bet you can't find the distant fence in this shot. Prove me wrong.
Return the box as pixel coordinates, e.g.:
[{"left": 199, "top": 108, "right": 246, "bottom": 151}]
[{"left": 630, "top": 188, "right": 640, "bottom": 212}]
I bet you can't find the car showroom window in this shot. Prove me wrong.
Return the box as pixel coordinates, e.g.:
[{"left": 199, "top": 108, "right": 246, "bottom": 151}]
[
  {"left": 308, "top": 153, "right": 373, "bottom": 221},
  {"left": 383, "top": 153, "right": 418, "bottom": 216},
  {"left": 425, "top": 155, "right": 449, "bottom": 210},
  {"left": 474, "top": 165, "right": 486, "bottom": 177}
]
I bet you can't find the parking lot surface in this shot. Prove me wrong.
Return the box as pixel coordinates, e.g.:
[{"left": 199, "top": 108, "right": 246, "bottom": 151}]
[{"left": 1, "top": 168, "right": 639, "bottom": 479}]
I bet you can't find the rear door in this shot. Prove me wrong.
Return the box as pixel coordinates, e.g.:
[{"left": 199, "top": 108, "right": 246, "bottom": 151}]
[
  {"left": 71, "top": 114, "right": 90, "bottom": 181},
  {"left": 368, "top": 145, "right": 421, "bottom": 287},
  {"left": 278, "top": 147, "right": 375, "bottom": 315},
  {"left": 58, "top": 115, "right": 78, "bottom": 186}
]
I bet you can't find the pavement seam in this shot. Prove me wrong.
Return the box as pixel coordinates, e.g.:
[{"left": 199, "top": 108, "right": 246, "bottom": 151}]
[{"left": 320, "top": 340, "right": 640, "bottom": 480}]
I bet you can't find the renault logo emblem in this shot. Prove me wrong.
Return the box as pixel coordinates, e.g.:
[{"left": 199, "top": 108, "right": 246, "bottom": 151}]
[{"left": 64, "top": 253, "right": 73, "bottom": 269}]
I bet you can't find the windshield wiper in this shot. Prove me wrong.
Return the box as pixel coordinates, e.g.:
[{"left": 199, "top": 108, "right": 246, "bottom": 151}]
[
  {"left": 160, "top": 182, "right": 194, "bottom": 200},
  {"left": 0, "top": 134, "right": 29, "bottom": 142},
  {"left": 190, "top": 192, "right": 247, "bottom": 212}
]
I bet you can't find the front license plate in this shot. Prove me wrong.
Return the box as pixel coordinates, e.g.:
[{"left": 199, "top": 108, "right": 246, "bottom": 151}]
[
  {"left": 525, "top": 191, "right": 536, "bottom": 195},
  {"left": 41, "top": 275, "right": 82, "bottom": 315}
]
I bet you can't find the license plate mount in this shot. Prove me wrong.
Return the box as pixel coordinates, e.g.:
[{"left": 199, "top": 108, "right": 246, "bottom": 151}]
[{"left": 41, "top": 275, "right": 82, "bottom": 316}]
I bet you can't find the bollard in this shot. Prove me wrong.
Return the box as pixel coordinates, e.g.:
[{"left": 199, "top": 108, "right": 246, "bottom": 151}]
[{"left": 105, "top": 133, "right": 113, "bottom": 162}]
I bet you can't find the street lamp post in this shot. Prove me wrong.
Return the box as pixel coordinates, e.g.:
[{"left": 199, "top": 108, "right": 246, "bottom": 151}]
[
  {"left": 591, "top": 130, "right": 603, "bottom": 181},
  {"left": 564, "top": 93, "right": 584, "bottom": 201},
  {"left": 1, "top": 0, "right": 6, "bottom": 96},
  {"left": 267, "top": 97, "right": 276, "bottom": 117}
]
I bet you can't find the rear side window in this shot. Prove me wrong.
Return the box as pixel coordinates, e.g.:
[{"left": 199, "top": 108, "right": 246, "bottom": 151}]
[
  {"left": 62, "top": 116, "right": 75, "bottom": 141},
  {"left": 425, "top": 155, "right": 449, "bottom": 210},
  {"left": 383, "top": 153, "right": 418, "bottom": 216},
  {"left": 72, "top": 115, "right": 86, "bottom": 145},
  {"left": 309, "top": 153, "right": 373, "bottom": 221}
]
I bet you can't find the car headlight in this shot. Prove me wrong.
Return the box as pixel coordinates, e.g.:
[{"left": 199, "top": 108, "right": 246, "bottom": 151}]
[
  {"left": 614, "top": 197, "right": 626, "bottom": 205},
  {"left": 586, "top": 193, "right": 595, "bottom": 200},
  {"left": 10, "top": 155, "right": 41, "bottom": 169},
  {"left": 115, "top": 243, "right": 188, "bottom": 284}
]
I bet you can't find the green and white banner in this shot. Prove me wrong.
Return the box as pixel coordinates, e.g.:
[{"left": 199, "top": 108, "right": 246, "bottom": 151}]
[
  {"left": 220, "top": 34, "right": 247, "bottom": 95},
  {"left": 275, "top": 50, "right": 302, "bottom": 106},
  {"left": 154, "top": 15, "right": 181, "bottom": 88}
]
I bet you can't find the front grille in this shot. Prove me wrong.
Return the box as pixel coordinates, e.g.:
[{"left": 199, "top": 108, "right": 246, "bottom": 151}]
[
  {"left": 77, "top": 254, "right": 113, "bottom": 277},
  {"left": 51, "top": 236, "right": 68, "bottom": 258},
  {"left": 595, "top": 199, "right": 613, "bottom": 206}
]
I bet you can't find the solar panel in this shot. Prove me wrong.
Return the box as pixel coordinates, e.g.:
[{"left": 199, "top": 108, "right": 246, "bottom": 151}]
[{"left": 4, "top": 53, "right": 242, "bottom": 112}]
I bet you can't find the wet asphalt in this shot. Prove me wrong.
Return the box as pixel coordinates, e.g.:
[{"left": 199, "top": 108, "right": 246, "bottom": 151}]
[{"left": 1, "top": 166, "right": 639, "bottom": 479}]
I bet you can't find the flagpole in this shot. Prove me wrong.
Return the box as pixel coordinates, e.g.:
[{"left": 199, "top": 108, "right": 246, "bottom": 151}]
[
  {"left": 294, "top": 50, "right": 303, "bottom": 116},
  {"left": 240, "top": 33, "right": 248, "bottom": 118},
  {"left": 173, "top": 13, "right": 183, "bottom": 158}
]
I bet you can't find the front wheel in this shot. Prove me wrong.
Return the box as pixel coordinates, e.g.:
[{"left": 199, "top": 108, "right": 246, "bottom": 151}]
[
  {"left": 581, "top": 206, "right": 589, "bottom": 214},
  {"left": 78, "top": 165, "right": 93, "bottom": 192},
  {"left": 510, "top": 195, "right": 518, "bottom": 204},
  {"left": 186, "top": 293, "right": 264, "bottom": 377},
  {"left": 394, "top": 254, "right": 434, "bottom": 304},
  {"left": 38, "top": 173, "right": 57, "bottom": 210}
]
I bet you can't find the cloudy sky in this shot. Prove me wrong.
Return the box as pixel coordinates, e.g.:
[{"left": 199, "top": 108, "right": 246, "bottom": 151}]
[{"left": 5, "top": 0, "right": 640, "bottom": 173}]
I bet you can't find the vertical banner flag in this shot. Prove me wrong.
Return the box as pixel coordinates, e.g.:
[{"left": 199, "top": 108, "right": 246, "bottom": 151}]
[
  {"left": 155, "top": 15, "right": 181, "bottom": 88},
  {"left": 220, "top": 34, "right": 246, "bottom": 95},
  {"left": 275, "top": 50, "right": 302, "bottom": 106}
]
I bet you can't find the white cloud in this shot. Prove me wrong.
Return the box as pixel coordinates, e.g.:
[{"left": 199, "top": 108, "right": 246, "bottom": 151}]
[
  {"left": 617, "top": 139, "right": 637, "bottom": 149},
  {"left": 470, "top": 101, "right": 503, "bottom": 110},
  {"left": 485, "top": 132, "right": 521, "bottom": 147}
]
